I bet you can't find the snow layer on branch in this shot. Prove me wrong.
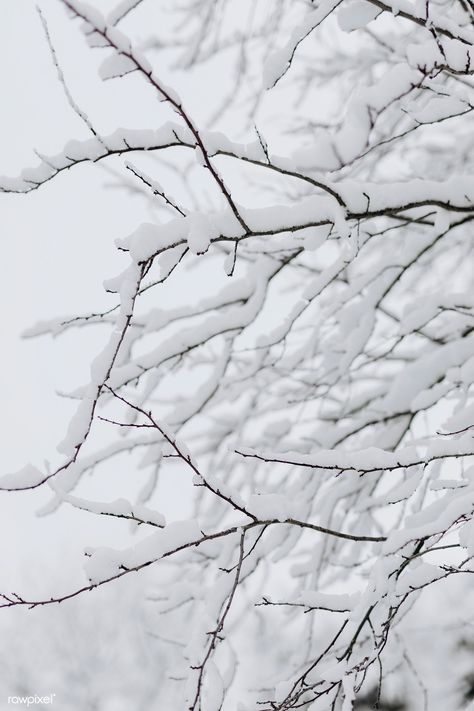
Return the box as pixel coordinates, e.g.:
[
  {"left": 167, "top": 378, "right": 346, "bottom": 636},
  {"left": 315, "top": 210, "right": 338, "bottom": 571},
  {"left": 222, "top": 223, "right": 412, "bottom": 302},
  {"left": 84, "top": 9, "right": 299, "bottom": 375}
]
[
  {"left": 337, "top": 2, "right": 381, "bottom": 32},
  {"left": 407, "top": 37, "right": 474, "bottom": 72},
  {"left": 355, "top": 471, "right": 423, "bottom": 511},
  {"left": 56, "top": 491, "right": 166, "bottom": 526},
  {"left": 379, "top": 1, "right": 474, "bottom": 44},
  {"left": 144, "top": 165, "right": 473, "bottom": 219},
  {"left": 384, "top": 480, "right": 474, "bottom": 554},
  {"left": 0, "top": 118, "right": 263, "bottom": 196},
  {"left": 200, "top": 130, "right": 265, "bottom": 162},
  {"left": 107, "top": 259, "right": 275, "bottom": 388},
  {"left": 406, "top": 40, "right": 445, "bottom": 72},
  {"left": 143, "top": 277, "right": 252, "bottom": 333},
  {"left": 399, "top": 292, "right": 474, "bottom": 335},
  {"left": 168, "top": 343, "right": 230, "bottom": 424},
  {"left": 121, "top": 194, "right": 347, "bottom": 263},
  {"left": 85, "top": 29, "right": 109, "bottom": 48},
  {"left": 408, "top": 97, "right": 469, "bottom": 124},
  {"left": 244, "top": 196, "right": 347, "bottom": 234},
  {"left": 443, "top": 402, "right": 474, "bottom": 433},
  {"left": 84, "top": 520, "right": 202, "bottom": 583},
  {"left": 0, "top": 464, "right": 44, "bottom": 489},
  {"left": 22, "top": 310, "right": 116, "bottom": 339},
  {"left": 83, "top": 547, "right": 123, "bottom": 584},
  {"left": 99, "top": 53, "right": 136, "bottom": 80},
  {"left": 105, "top": 26, "right": 133, "bottom": 54},
  {"left": 298, "top": 591, "right": 359, "bottom": 611},
  {"left": 338, "top": 175, "right": 474, "bottom": 214},
  {"left": 186, "top": 213, "right": 219, "bottom": 255},
  {"left": 246, "top": 493, "right": 302, "bottom": 522},
  {"left": 291, "top": 64, "right": 420, "bottom": 170},
  {"left": 262, "top": 0, "right": 342, "bottom": 88},
  {"left": 240, "top": 434, "right": 474, "bottom": 473},
  {"left": 394, "top": 561, "right": 442, "bottom": 596},
  {"left": 69, "top": 1, "right": 106, "bottom": 31},
  {"left": 448, "top": 354, "right": 474, "bottom": 389},
  {"left": 202, "top": 662, "right": 224, "bottom": 711},
  {"left": 203, "top": 473, "right": 246, "bottom": 509},
  {"left": 122, "top": 211, "right": 237, "bottom": 262},
  {"left": 0, "top": 123, "right": 194, "bottom": 193},
  {"left": 58, "top": 263, "right": 142, "bottom": 458},
  {"left": 107, "top": 0, "right": 142, "bottom": 25},
  {"left": 459, "top": 510, "right": 474, "bottom": 556},
  {"left": 37, "top": 435, "right": 158, "bottom": 514},
  {"left": 383, "top": 332, "right": 474, "bottom": 414},
  {"left": 443, "top": 38, "right": 474, "bottom": 71}
]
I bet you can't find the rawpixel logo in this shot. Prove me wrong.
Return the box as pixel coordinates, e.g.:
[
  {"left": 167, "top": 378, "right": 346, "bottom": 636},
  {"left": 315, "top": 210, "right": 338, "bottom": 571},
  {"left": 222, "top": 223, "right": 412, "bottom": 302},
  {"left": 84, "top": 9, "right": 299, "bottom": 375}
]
[{"left": 8, "top": 695, "right": 55, "bottom": 706}]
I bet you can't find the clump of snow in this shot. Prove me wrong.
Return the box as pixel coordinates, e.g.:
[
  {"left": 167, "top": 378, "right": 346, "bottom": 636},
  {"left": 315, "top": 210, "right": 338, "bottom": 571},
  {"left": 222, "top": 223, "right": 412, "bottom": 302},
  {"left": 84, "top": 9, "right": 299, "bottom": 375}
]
[
  {"left": 0, "top": 464, "right": 44, "bottom": 489},
  {"left": 247, "top": 493, "right": 301, "bottom": 522},
  {"left": 99, "top": 53, "right": 136, "bottom": 80},
  {"left": 187, "top": 213, "right": 218, "bottom": 255},
  {"left": 338, "top": 2, "right": 381, "bottom": 32}
]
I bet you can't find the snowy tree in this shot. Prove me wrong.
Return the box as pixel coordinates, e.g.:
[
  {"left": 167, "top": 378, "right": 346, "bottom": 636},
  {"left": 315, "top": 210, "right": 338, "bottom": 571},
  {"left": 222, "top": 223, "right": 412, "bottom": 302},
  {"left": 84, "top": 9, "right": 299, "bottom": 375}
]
[{"left": 2, "top": 0, "right": 474, "bottom": 709}]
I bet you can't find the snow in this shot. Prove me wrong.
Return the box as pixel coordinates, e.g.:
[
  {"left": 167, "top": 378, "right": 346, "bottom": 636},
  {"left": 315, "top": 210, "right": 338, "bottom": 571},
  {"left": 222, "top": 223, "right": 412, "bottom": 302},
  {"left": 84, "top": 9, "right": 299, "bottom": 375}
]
[
  {"left": 69, "top": 1, "right": 106, "bottom": 32},
  {"left": 105, "top": 27, "right": 132, "bottom": 54},
  {"left": 382, "top": 332, "right": 474, "bottom": 414},
  {"left": 58, "top": 262, "right": 142, "bottom": 458},
  {"left": 338, "top": 2, "right": 381, "bottom": 32},
  {"left": 0, "top": 464, "right": 44, "bottom": 489},
  {"left": 443, "top": 402, "right": 474, "bottom": 433},
  {"left": 262, "top": 49, "right": 290, "bottom": 90},
  {"left": 107, "top": 258, "right": 275, "bottom": 390},
  {"left": 169, "top": 343, "right": 230, "bottom": 425},
  {"left": 246, "top": 493, "right": 301, "bottom": 522},
  {"left": 356, "top": 471, "right": 423, "bottom": 511},
  {"left": 84, "top": 546, "right": 123, "bottom": 584},
  {"left": 400, "top": 292, "right": 474, "bottom": 335},
  {"left": 6, "top": 1, "right": 474, "bottom": 706},
  {"left": 396, "top": 562, "right": 442, "bottom": 596},
  {"left": 434, "top": 208, "right": 451, "bottom": 233},
  {"left": 56, "top": 491, "right": 166, "bottom": 527},
  {"left": 459, "top": 518, "right": 474, "bottom": 554},
  {"left": 240, "top": 434, "right": 474, "bottom": 476},
  {"left": 0, "top": 122, "right": 196, "bottom": 193},
  {"left": 430, "top": 478, "right": 468, "bottom": 491},
  {"left": 384, "top": 483, "right": 474, "bottom": 554},
  {"left": 444, "top": 39, "right": 474, "bottom": 71},
  {"left": 86, "top": 30, "right": 109, "bottom": 48},
  {"left": 202, "top": 662, "right": 224, "bottom": 711},
  {"left": 275, "top": 681, "right": 293, "bottom": 703},
  {"left": 406, "top": 40, "right": 444, "bottom": 71},
  {"left": 187, "top": 213, "right": 218, "bottom": 255},
  {"left": 342, "top": 674, "right": 356, "bottom": 711},
  {"left": 84, "top": 519, "right": 203, "bottom": 583},
  {"left": 99, "top": 53, "right": 136, "bottom": 80},
  {"left": 263, "top": 0, "right": 342, "bottom": 88},
  {"left": 107, "top": 0, "right": 140, "bottom": 25},
  {"left": 298, "top": 591, "right": 358, "bottom": 611},
  {"left": 291, "top": 64, "right": 420, "bottom": 170},
  {"left": 204, "top": 473, "right": 246, "bottom": 509},
  {"left": 239, "top": 443, "right": 414, "bottom": 473},
  {"left": 409, "top": 97, "right": 469, "bottom": 124},
  {"left": 37, "top": 436, "right": 158, "bottom": 514}
]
